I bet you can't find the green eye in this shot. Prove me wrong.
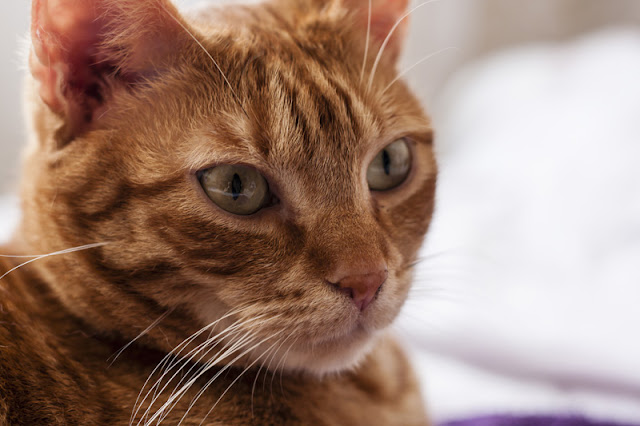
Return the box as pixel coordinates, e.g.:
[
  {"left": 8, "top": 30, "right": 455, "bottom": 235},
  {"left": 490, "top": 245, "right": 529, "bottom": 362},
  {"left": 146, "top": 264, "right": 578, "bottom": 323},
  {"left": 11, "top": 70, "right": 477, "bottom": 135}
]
[
  {"left": 367, "top": 139, "right": 411, "bottom": 191},
  {"left": 199, "top": 165, "right": 270, "bottom": 215}
]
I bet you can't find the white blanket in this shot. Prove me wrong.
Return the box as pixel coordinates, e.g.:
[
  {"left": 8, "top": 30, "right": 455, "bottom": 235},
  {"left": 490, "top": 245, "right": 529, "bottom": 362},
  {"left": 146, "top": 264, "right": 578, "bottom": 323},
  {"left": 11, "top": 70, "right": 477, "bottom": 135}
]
[{"left": 399, "top": 28, "right": 640, "bottom": 423}]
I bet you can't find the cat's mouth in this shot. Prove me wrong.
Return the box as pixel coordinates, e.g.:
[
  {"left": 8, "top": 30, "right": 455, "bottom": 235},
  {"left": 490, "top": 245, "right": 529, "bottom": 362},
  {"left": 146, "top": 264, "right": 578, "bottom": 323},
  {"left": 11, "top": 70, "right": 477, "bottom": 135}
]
[
  {"left": 262, "top": 288, "right": 401, "bottom": 375},
  {"left": 200, "top": 271, "right": 408, "bottom": 375}
]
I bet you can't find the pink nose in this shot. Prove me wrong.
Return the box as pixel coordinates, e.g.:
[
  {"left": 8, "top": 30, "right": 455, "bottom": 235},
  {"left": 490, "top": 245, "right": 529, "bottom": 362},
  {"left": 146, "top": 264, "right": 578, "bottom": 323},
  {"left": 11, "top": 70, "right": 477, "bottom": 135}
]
[{"left": 331, "top": 269, "right": 388, "bottom": 311}]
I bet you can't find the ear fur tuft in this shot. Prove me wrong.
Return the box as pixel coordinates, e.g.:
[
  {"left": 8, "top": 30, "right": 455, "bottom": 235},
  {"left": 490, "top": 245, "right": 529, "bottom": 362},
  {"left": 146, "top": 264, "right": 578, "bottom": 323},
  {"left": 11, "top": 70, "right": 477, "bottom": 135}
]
[{"left": 29, "top": 0, "right": 190, "bottom": 140}]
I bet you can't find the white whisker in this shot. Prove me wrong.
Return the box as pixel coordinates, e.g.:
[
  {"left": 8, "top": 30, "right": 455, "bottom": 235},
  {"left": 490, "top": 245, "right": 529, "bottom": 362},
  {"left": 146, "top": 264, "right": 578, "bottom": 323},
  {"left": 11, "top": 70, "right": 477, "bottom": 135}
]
[
  {"left": 108, "top": 310, "right": 173, "bottom": 366},
  {"left": 274, "top": 335, "right": 300, "bottom": 396},
  {"left": 136, "top": 321, "right": 248, "bottom": 425},
  {"left": 171, "top": 316, "right": 283, "bottom": 425},
  {"left": 130, "top": 305, "right": 253, "bottom": 425},
  {"left": 263, "top": 326, "right": 299, "bottom": 395},
  {"left": 152, "top": 331, "right": 252, "bottom": 425},
  {"left": 0, "top": 243, "right": 108, "bottom": 282},
  {"left": 154, "top": 331, "right": 259, "bottom": 425},
  {"left": 153, "top": 315, "right": 259, "bottom": 400},
  {"left": 260, "top": 330, "right": 292, "bottom": 393},
  {"left": 359, "top": 0, "right": 373, "bottom": 82},
  {"left": 153, "top": 317, "right": 267, "bottom": 423},
  {"left": 382, "top": 46, "right": 459, "bottom": 94},
  {"left": 143, "top": 314, "right": 281, "bottom": 425},
  {"left": 251, "top": 329, "right": 294, "bottom": 411},
  {"left": 367, "top": 0, "right": 442, "bottom": 91},
  {"left": 250, "top": 343, "right": 275, "bottom": 416},
  {"left": 159, "top": 322, "right": 246, "bottom": 398},
  {"left": 200, "top": 334, "right": 284, "bottom": 425}
]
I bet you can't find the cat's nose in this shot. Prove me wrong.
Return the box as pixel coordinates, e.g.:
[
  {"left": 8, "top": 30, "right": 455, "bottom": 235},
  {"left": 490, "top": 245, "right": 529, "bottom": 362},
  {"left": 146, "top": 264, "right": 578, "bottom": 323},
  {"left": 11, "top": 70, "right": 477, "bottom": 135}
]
[{"left": 328, "top": 266, "right": 388, "bottom": 311}]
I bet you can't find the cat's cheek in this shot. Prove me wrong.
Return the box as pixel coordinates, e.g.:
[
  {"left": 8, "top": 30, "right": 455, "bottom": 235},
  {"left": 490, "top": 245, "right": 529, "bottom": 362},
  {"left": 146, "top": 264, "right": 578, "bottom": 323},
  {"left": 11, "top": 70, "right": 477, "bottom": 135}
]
[{"left": 387, "top": 175, "right": 437, "bottom": 260}]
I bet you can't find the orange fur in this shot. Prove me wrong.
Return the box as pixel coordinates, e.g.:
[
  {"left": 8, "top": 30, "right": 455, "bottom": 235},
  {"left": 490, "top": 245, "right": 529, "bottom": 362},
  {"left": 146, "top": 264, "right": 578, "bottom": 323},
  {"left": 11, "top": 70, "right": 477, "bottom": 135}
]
[{"left": 1, "top": 0, "right": 435, "bottom": 423}]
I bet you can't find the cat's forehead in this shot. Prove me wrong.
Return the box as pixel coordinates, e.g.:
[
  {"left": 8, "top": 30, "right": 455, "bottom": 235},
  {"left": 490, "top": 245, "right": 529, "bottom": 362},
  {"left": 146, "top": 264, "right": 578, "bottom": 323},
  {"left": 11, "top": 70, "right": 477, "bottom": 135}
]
[
  {"left": 185, "top": 1, "right": 425, "bottom": 152},
  {"left": 189, "top": 35, "right": 416, "bottom": 155},
  {"left": 153, "top": 2, "right": 431, "bottom": 205}
]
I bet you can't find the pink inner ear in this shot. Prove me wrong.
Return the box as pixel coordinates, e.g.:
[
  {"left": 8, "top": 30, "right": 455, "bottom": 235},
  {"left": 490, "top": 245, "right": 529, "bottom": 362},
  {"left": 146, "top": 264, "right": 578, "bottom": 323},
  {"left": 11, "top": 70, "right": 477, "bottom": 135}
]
[
  {"left": 29, "top": 0, "right": 189, "bottom": 137},
  {"left": 369, "top": 0, "right": 409, "bottom": 42},
  {"left": 30, "top": 0, "right": 104, "bottom": 117},
  {"left": 346, "top": 0, "right": 410, "bottom": 62}
]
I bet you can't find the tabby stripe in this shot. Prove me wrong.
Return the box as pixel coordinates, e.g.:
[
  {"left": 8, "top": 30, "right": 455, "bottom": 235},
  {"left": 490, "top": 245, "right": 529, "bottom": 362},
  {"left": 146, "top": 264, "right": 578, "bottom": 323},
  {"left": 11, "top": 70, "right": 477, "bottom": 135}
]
[
  {"left": 289, "top": 62, "right": 361, "bottom": 143},
  {"left": 276, "top": 72, "right": 316, "bottom": 148},
  {"left": 64, "top": 177, "right": 182, "bottom": 231},
  {"left": 328, "top": 76, "right": 360, "bottom": 135},
  {"left": 149, "top": 217, "right": 268, "bottom": 278}
]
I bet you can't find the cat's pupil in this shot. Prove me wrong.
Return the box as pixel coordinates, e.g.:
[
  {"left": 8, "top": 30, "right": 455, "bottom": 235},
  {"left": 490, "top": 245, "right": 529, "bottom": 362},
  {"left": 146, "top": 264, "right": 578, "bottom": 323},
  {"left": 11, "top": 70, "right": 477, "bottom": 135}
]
[
  {"left": 231, "top": 173, "right": 242, "bottom": 201},
  {"left": 382, "top": 150, "right": 391, "bottom": 176}
]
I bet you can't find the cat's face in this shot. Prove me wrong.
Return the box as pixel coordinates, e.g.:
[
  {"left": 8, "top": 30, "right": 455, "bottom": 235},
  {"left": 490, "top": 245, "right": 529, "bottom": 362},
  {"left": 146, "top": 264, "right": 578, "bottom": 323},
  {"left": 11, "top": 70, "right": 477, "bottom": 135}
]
[{"left": 23, "top": 0, "right": 435, "bottom": 374}]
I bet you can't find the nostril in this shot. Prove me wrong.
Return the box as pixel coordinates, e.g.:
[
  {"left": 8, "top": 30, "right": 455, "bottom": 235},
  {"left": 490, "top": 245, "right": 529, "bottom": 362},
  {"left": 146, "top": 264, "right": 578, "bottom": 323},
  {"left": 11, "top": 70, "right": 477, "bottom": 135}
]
[
  {"left": 328, "top": 282, "right": 354, "bottom": 300},
  {"left": 328, "top": 269, "right": 388, "bottom": 311}
]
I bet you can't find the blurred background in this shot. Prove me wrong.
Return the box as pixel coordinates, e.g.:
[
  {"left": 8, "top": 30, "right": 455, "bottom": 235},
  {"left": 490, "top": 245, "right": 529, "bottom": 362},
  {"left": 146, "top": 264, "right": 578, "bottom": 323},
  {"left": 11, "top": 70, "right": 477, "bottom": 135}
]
[{"left": 2, "top": 1, "right": 640, "bottom": 424}]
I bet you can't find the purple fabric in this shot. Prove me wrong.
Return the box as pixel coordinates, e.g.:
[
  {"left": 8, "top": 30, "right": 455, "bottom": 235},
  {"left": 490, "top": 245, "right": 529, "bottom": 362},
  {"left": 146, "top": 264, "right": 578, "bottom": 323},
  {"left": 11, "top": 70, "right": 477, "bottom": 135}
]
[{"left": 439, "top": 416, "right": 639, "bottom": 426}]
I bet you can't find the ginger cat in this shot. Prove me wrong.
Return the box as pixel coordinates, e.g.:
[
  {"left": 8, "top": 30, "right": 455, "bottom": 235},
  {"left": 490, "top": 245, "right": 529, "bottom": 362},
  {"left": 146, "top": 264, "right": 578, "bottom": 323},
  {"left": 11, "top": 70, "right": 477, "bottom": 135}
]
[{"left": 0, "top": 0, "right": 436, "bottom": 424}]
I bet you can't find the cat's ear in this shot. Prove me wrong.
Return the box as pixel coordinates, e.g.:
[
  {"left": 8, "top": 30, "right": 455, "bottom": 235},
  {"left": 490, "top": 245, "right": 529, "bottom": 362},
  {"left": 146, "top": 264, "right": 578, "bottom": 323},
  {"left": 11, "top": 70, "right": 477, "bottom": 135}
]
[
  {"left": 343, "top": 0, "right": 410, "bottom": 64},
  {"left": 29, "top": 0, "right": 191, "bottom": 142}
]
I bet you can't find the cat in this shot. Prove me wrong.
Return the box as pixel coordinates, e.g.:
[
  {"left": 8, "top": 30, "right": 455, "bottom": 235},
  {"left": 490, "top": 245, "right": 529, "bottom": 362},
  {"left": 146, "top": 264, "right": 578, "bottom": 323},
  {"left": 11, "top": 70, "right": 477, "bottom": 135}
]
[{"left": 0, "top": 0, "right": 436, "bottom": 423}]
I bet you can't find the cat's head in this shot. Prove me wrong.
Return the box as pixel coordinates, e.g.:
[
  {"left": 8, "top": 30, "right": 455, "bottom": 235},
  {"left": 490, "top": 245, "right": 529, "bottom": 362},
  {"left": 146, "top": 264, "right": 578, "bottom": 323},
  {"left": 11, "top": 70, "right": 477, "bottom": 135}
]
[{"left": 22, "top": 0, "right": 435, "bottom": 375}]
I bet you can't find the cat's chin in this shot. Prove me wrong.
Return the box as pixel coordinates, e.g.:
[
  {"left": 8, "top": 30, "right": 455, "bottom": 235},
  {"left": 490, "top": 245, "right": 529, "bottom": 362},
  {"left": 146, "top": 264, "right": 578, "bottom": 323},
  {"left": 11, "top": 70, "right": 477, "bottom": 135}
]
[{"left": 271, "top": 327, "right": 382, "bottom": 377}]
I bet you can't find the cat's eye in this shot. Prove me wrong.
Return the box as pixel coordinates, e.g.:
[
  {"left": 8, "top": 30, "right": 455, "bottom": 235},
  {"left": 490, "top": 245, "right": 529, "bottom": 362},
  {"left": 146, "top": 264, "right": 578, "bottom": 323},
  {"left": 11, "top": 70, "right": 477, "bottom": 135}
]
[
  {"left": 199, "top": 165, "right": 270, "bottom": 215},
  {"left": 367, "top": 139, "right": 412, "bottom": 191}
]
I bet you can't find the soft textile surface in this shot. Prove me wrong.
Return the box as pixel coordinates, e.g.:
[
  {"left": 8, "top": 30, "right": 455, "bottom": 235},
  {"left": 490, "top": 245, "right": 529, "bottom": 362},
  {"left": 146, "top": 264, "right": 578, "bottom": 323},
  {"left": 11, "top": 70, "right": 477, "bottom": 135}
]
[
  {"left": 441, "top": 416, "right": 637, "bottom": 426},
  {"left": 398, "top": 28, "right": 640, "bottom": 424}
]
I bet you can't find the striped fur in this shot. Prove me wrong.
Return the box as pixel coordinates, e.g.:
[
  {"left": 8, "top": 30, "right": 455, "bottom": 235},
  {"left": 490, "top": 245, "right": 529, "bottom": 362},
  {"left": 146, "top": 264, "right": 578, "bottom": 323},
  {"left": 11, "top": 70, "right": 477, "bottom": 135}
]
[{"left": 1, "top": 0, "right": 435, "bottom": 423}]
